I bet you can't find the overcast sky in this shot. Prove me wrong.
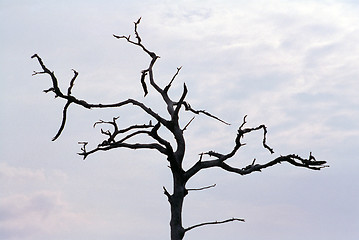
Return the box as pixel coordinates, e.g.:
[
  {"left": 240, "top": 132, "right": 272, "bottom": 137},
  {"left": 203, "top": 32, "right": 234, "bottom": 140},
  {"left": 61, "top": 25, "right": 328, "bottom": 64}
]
[{"left": 1, "top": 0, "right": 358, "bottom": 239}]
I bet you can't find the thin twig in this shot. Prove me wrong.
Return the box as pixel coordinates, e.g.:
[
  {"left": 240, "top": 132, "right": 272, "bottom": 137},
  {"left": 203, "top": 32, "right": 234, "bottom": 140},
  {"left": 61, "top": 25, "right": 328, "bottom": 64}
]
[
  {"left": 182, "top": 116, "right": 195, "bottom": 131},
  {"left": 182, "top": 101, "right": 230, "bottom": 125},
  {"left": 185, "top": 218, "right": 245, "bottom": 232},
  {"left": 67, "top": 69, "right": 79, "bottom": 95},
  {"left": 164, "top": 66, "right": 182, "bottom": 93},
  {"left": 187, "top": 184, "right": 216, "bottom": 191}
]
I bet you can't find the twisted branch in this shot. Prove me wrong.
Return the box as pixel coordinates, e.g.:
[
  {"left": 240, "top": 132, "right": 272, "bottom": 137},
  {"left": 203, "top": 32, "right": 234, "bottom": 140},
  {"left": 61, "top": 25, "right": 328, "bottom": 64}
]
[
  {"left": 32, "top": 59, "right": 80, "bottom": 141},
  {"left": 184, "top": 116, "right": 327, "bottom": 181},
  {"left": 237, "top": 115, "right": 274, "bottom": 153},
  {"left": 31, "top": 54, "right": 170, "bottom": 137},
  {"left": 113, "top": 17, "right": 159, "bottom": 97}
]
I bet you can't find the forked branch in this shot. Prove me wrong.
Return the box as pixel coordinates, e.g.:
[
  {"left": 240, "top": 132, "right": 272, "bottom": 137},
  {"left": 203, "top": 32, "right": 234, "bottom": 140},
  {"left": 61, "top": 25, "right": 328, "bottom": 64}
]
[
  {"left": 31, "top": 54, "right": 171, "bottom": 137},
  {"left": 113, "top": 17, "right": 157, "bottom": 58},
  {"left": 94, "top": 117, "right": 155, "bottom": 146},
  {"left": 33, "top": 61, "right": 79, "bottom": 141},
  {"left": 79, "top": 119, "right": 172, "bottom": 159},
  {"left": 184, "top": 116, "right": 327, "bottom": 180}
]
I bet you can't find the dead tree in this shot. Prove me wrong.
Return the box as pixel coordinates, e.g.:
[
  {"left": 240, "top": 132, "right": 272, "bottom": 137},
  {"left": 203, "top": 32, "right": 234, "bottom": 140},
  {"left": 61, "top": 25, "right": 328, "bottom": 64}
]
[{"left": 31, "top": 18, "right": 328, "bottom": 240}]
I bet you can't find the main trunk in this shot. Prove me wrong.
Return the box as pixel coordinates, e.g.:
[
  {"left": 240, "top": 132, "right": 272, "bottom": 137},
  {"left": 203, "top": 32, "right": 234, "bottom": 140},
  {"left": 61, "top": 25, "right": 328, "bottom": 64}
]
[
  {"left": 169, "top": 172, "right": 187, "bottom": 240},
  {"left": 169, "top": 123, "right": 187, "bottom": 240}
]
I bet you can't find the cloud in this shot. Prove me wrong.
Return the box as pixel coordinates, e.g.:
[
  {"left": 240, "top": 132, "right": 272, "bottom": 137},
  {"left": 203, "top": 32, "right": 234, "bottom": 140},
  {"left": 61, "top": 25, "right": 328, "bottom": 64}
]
[
  {"left": 0, "top": 162, "right": 46, "bottom": 181},
  {"left": 0, "top": 162, "right": 69, "bottom": 193},
  {"left": 0, "top": 164, "right": 81, "bottom": 240},
  {"left": 0, "top": 191, "right": 87, "bottom": 240}
]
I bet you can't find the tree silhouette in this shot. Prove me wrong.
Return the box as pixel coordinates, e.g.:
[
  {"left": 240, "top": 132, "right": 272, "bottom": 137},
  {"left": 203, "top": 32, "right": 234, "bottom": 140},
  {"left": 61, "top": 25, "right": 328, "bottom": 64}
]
[{"left": 31, "top": 18, "right": 328, "bottom": 240}]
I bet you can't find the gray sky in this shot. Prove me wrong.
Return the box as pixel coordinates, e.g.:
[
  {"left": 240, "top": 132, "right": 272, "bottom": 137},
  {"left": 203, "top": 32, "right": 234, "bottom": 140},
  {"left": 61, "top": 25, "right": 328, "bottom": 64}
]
[{"left": 1, "top": 0, "right": 358, "bottom": 239}]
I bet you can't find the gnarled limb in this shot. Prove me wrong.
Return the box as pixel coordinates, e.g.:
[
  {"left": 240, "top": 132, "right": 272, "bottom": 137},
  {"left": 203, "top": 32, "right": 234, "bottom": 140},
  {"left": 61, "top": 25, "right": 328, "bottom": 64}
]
[
  {"left": 79, "top": 119, "right": 174, "bottom": 160},
  {"left": 31, "top": 53, "right": 171, "bottom": 134},
  {"left": 94, "top": 117, "right": 154, "bottom": 146},
  {"left": 185, "top": 151, "right": 327, "bottom": 180},
  {"left": 219, "top": 153, "right": 328, "bottom": 175},
  {"left": 32, "top": 57, "right": 80, "bottom": 141},
  {"left": 184, "top": 116, "right": 327, "bottom": 181},
  {"left": 113, "top": 17, "right": 161, "bottom": 97},
  {"left": 237, "top": 115, "right": 273, "bottom": 153}
]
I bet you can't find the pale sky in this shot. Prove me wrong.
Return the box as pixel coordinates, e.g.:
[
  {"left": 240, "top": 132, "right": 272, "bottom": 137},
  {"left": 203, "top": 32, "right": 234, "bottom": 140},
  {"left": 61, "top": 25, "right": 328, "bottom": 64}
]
[{"left": 1, "top": 0, "right": 358, "bottom": 240}]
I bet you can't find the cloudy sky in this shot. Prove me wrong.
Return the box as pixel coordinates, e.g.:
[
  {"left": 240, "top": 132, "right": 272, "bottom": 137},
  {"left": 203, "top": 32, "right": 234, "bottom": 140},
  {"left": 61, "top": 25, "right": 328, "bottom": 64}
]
[{"left": 1, "top": 0, "right": 358, "bottom": 239}]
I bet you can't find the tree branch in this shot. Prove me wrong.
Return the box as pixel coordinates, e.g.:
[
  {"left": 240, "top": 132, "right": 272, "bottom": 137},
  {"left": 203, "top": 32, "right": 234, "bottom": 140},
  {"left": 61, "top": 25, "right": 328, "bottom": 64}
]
[
  {"left": 237, "top": 115, "right": 274, "bottom": 154},
  {"left": 164, "top": 66, "right": 182, "bottom": 93},
  {"left": 67, "top": 69, "right": 78, "bottom": 95},
  {"left": 78, "top": 141, "right": 168, "bottom": 160},
  {"left": 140, "top": 71, "right": 148, "bottom": 96},
  {"left": 149, "top": 122, "right": 174, "bottom": 155},
  {"left": 94, "top": 117, "right": 155, "bottom": 145},
  {"left": 113, "top": 18, "right": 157, "bottom": 59},
  {"left": 113, "top": 17, "right": 161, "bottom": 97},
  {"left": 77, "top": 118, "right": 175, "bottom": 160},
  {"left": 187, "top": 184, "right": 216, "bottom": 192},
  {"left": 182, "top": 116, "right": 195, "bottom": 131},
  {"left": 52, "top": 101, "right": 71, "bottom": 141},
  {"left": 185, "top": 218, "right": 245, "bottom": 233},
  {"left": 32, "top": 20, "right": 184, "bottom": 163},
  {"left": 184, "top": 116, "right": 327, "bottom": 181},
  {"left": 113, "top": 18, "right": 183, "bottom": 122},
  {"left": 32, "top": 60, "right": 80, "bottom": 141},
  {"left": 181, "top": 101, "right": 230, "bottom": 125},
  {"left": 163, "top": 186, "right": 172, "bottom": 201},
  {"left": 173, "top": 83, "right": 188, "bottom": 120},
  {"left": 185, "top": 152, "right": 327, "bottom": 181},
  {"left": 31, "top": 53, "right": 170, "bottom": 131}
]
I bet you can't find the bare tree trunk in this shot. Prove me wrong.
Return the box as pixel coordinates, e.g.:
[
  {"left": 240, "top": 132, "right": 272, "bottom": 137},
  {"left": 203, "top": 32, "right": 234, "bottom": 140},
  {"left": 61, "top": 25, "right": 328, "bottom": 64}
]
[
  {"left": 169, "top": 176, "right": 186, "bottom": 240},
  {"left": 165, "top": 151, "right": 187, "bottom": 240}
]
